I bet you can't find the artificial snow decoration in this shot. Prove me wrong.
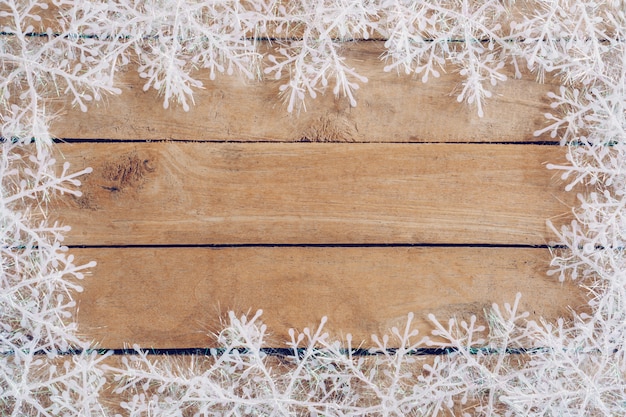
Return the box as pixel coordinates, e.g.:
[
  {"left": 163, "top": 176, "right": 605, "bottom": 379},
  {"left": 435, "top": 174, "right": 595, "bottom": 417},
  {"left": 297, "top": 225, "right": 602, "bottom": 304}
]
[
  {"left": 0, "top": 141, "right": 101, "bottom": 416},
  {"left": 2, "top": 0, "right": 626, "bottom": 415}
]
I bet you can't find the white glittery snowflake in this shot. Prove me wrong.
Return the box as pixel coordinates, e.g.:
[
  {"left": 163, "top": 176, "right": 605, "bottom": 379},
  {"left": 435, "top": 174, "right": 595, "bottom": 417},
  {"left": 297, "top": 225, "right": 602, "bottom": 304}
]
[{"left": 2, "top": 1, "right": 626, "bottom": 415}]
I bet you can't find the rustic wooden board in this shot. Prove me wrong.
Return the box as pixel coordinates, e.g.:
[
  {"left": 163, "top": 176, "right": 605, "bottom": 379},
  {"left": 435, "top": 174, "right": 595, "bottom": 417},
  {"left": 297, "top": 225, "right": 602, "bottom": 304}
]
[
  {"left": 72, "top": 246, "right": 584, "bottom": 349},
  {"left": 46, "top": 43, "right": 558, "bottom": 142},
  {"left": 2, "top": 3, "right": 594, "bottom": 414},
  {"left": 52, "top": 142, "right": 574, "bottom": 246}
]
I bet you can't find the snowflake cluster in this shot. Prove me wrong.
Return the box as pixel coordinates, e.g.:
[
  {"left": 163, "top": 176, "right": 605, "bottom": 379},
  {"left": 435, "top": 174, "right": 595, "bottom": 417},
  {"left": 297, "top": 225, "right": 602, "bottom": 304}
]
[
  {"left": 4, "top": 0, "right": 623, "bottom": 125},
  {"left": 0, "top": 141, "right": 102, "bottom": 416},
  {"left": 2, "top": 0, "right": 626, "bottom": 416},
  {"left": 103, "top": 303, "right": 534, "bottom": 416}
]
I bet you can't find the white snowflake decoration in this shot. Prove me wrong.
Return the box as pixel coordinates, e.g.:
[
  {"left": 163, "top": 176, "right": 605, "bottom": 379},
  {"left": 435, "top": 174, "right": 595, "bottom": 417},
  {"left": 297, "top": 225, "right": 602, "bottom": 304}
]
[{"left": 2, "top": 0, "right": 626, "bottom": 415}]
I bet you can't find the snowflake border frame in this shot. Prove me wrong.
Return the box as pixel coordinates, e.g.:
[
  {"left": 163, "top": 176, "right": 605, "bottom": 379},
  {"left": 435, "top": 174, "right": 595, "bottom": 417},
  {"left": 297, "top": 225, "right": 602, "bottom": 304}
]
[{"left": 2, "top": 0, "right": 626, "bottom": 415}]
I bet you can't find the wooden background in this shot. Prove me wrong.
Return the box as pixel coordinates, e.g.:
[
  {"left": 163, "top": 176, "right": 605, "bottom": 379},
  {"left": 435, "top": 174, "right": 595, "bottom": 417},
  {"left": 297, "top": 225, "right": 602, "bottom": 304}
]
[
  {"left": 42, "top": 42, "right": 586, "bottom": 351},
  {"left": 0, "top": 2, "right": 590, "bottom": 409}
]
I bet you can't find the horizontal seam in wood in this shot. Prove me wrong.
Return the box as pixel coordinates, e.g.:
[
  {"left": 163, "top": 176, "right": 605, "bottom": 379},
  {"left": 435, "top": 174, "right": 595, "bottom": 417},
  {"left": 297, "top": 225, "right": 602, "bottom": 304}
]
[
  {"left": 3, "top": 346, "right": 553, "bottom": 357},
  {"left": 49, "top": 138, "right": 562, "bottom": 145},
  {"left": 68, "top": 243, "right": 564, "bottom": 249}
]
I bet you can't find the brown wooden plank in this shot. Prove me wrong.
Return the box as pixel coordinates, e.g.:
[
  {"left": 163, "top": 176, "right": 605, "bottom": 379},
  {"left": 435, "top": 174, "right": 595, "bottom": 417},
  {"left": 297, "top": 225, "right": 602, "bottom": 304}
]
[
  {"left": 52, "top": 142, "right": 575, "bottom": 246},
  {"left": 72, "top": 246, "right": 586, "bottom": 349},
  {"left": 47, "top": 42, "right": 558, "bottom": 142}
]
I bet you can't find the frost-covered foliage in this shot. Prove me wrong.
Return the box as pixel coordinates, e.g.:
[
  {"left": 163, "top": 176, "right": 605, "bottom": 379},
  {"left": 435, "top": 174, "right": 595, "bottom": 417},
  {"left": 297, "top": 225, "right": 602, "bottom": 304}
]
[
  {"left": 0, "top": 144, "right": 93, "bottom": 355},
  {"left": 0, "top": 0, "right": 130, "bottom": 142},
  {"left": 100, "top": 295, "right": 625, "bottom": 416},
  {"left": 5, "top": 0, "right": 619, "bottom": 119},
  {"left": 103, "top": 305, "right": 529, "bottom": 416},
  {"left": 263, "top": 0, "right": 377, "bottom": 112},
  {"left": 379, "top": 0, "right": 512, "bottom": 118},
  {"left": 124, "top": 0, "right": 268, "bottom": 112},
  {"left": 3, "top": 0, "right": 626, "bottom": 416},
  {"left": 0, "top": 141, "right": 102, "bottom": 415}
]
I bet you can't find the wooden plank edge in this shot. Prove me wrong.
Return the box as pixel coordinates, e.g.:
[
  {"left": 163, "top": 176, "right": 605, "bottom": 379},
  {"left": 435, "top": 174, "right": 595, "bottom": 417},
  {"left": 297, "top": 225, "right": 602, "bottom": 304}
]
[
  {"left": 0, "top": 38, "right": 561, "bottom": 142},
  {"left": 47, "top": 41, "right": 559, "bottom": 142},
  {"left": 51, "top": 142, "right": 577, "bottom": 246},
  {"left": 71, "top": 246, "right": 588, "bottom": 349}
]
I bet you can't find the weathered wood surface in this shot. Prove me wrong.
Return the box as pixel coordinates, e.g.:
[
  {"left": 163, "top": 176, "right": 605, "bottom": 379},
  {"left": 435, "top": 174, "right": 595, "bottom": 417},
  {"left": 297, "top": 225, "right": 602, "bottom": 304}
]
[
  {"left": 72, "top": 247, "right": 584, "bottom": 348},
  {"left": 48, "top": 44, "right": 558, "bottom": 142},
  {"left": 52, "top": 142, "right": 574, "bottom": 246},
  {"left": 2, "top": 4, "right": 593, "bottom": 416}
]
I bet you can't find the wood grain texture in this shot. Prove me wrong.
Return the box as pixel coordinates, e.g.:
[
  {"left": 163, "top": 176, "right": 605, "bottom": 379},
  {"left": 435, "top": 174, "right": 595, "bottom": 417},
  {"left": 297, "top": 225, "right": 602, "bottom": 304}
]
[
  {"left": 42, "top": 42, "right": 559, "bottom": 142},
  {"left": 52, "top": 142, "right": 574, "bottom": 246},
  {"left": 2, "top": 3, "right": 594, "bottom": 413},
  {"left": 72, "top": 246, "right": 585, "bottom": 349}
]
